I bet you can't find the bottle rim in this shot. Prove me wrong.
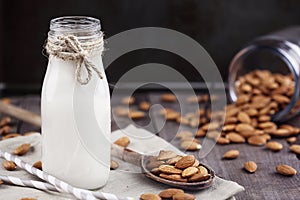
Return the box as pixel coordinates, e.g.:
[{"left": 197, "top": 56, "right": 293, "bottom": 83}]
[
  {"left": 228, "top": 39, "right": 300, "bottom": 122},
  {"left": 48, "top": 16, "right": 102, "bottom": 40}
]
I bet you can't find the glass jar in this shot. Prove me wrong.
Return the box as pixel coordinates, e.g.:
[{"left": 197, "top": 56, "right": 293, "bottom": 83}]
[
  {"left": 41, "top": 16, "right": 111, "bottom": 189},
  {"left": 228, "top": 27, "right": 300, "bottom": 122}
]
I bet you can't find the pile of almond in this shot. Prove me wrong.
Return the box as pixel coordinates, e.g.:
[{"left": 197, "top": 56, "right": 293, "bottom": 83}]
[{"left": 147, "top": 150, "right": 211, "bottom": 183}]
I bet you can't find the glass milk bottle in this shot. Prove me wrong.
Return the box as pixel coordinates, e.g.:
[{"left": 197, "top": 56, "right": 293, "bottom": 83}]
[{"left": 42, "top": 16, "right": 110, "bottom": 189}]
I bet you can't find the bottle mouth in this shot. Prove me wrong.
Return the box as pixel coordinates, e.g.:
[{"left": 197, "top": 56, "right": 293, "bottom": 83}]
[
  {"left": 228, "top": 39, "right": 300, "bottom": 122},
  {"left": 48, "top": 16, "right": 102, "bottom": 40}
]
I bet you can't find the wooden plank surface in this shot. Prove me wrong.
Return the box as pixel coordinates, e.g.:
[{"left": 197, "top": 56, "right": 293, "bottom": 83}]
[{"left": 1, "top": 93, "right": 300, "bottom": 200}]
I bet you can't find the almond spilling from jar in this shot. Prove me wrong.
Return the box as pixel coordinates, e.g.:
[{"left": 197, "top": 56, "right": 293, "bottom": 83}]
[
  {"left": 244, "top": 161, "right": 257, "bottom": 173},
  {"left": 266, "top": 141, "right": 283, "bottom": 151},
  {"left": 3, "top": 161, "right": 17, "bottom": 171},
  {"left": 247, "top": 135, "right": 267, "bottom": 146},
  {"left": 180, "top": 141, "right": 201, "bottom": 151},
  {"left": 139, "top": 101, "right": 151, "bottom": 111},
  {"left": 289, "top": 144, "right": 300, "bottom": 155},
  {"left": 13, "top": 143, "right": 31, "bottom": 156},
  {"left": 121, "top": 96, "right": 135, "bottom": 105},
  {"left": 237, "top": 112, "right": 251, "bottom": 124},
  {"left": 161, "top": 94, "right": 177, "bottom": 102},
  {"left": 223, "top": 150, "right": 239, "bottom": 159},
  {"left": 114, "top": 136, "right": 130, "bottom": 147},
  {"left": 235, "top": 123, "right": 254, "bottom": 132},
  {"left": 128, "top": 110, "right": 145, "bottom": 120},
  {"left": 158, "top": 188, "right": 184, "bottom": 199},
  {"left": 217, "top": 137, "right": 230, "bottom": 145},
  {"left": 276, "top": 164, "right": 297, "bottom": 176},
  {"left": 226, "top": 132, "right": 245, "bottom": 143},
  {"left": 286, "top": 137, "right": 297, "bottom": 143}
]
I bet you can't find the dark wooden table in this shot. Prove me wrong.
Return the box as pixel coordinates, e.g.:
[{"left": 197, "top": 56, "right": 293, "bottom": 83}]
[{"left": 1, "top": 93, "right": 300, "bottom": 200}]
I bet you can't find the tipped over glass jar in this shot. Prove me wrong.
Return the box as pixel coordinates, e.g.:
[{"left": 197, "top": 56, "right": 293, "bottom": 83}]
[{"left": 228, "top": 27, "right": 300, "bottom": 122}]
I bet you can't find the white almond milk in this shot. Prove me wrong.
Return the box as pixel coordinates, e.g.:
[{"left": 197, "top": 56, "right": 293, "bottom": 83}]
[{"left": 42, "top": 17, "right": 110, "bottom": 189}]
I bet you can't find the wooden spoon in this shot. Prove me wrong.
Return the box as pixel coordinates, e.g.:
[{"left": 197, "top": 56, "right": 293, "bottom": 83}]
[{"left": 111, "top": 143, "right": 215, "bottom": 190}]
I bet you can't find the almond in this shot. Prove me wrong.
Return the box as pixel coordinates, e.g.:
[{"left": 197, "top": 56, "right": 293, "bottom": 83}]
[
  {"left": 201, "top": 122, "right": 219, "bottom": 131},
  {"left": 276, "top": 164, "right": 297, "bottom": 176},
  {"left": 113, "top": 106, "right": 129, "bottom": 117},
  {"left": 114, "top": 136, "right": 130, "bottom": 147},
  {"left": 173, "top": 193, "right": 195, "bottom": 200},
  {"left": 3, "top": 161, "right": 16, "bottom": 171},
  {"left": 33, "top": 161, "right": 42, "bottom": 170},
  {"left": 224, "top": 117, "right": 238, "bottom": 124},
  {"left": 20, "top": 198, "right": 37, "bottom": 200},
  {"left": 247, "top": 135, "right": 267, "bottom": 146},
  {"left": 0, "top": 117, "right": 11, "bottom": 127},
  {"left": 222, "top": 124, "right": 236, "bottom": 132},
  {"left": 175, "top": 155, "right": 195, "bottom": 169},
  {"left": 290, "top": 144, "right": 300, "bottom": 155},
  {"left": 121, "top": 96, "right": 135, "bottom": 105},
  {"left": 258, "top": 115, "right": 271, "bottom": 122},
  {"left": 235, "top": 123, "right": 254, "bottom": 132},
  {"left": 0, "top": 126, "right": 11, "bottom": 135},
  {"left": 192, "top": 159, "right": 200, "bottom": 167},
  {"left": 258, "top": 122, "right": 277, "bottom": 129},
  {"left": 198, "top": 166, "right": 208, "bottom": 175},
  {"left": 13, "top": 143, "right": 31, "bottom": 156},
  {"left": 2, "top": 133, "right": 21, "bottom": 140},
  {"left": 270, "top": 129, "right": 292, "bottom": 137},
  {"left": 237, "top": 112, "right": 251, "bottom": 124},
  {"left": 244, "top": 161, "right": 257, "bottom": 173},
  {"left": 140, "top": 193, "right": 161, "bottom": 200},
  {"left": 0, "top": 179, "right": 3, "bottom": 185},
  {"left": 159, "top": 188, "right": 184, "bottom": 199},
  {"left": 158, "top": 165, "right": 182, "bottom": 174},
  {"left": 286, "top": 137, "right": 297, "bottom": 143},
  {"left": 223, "top": 150, "right": 239, "bottom": 159},
  {"left": 165, "top": 111, "right": 180, "bottom": 121},
  {"left": 128, "top": 110, "right": 145, "bottom": 120},
  {"left": 266, "top": 141, "right": 283, "bottom": 151},
  {"left": 176, "top": 131, "right": 193, "bottom": 139},
  {"left": 110, "top": 160, "right": 119, "bottom": 170},
  {"left": 159, "top": 173, "right": 187, "bottom": 182},
  {"left": 161, "top": 94, "right": 177, "bottom": 102},
  {"left": 166, "top": 156, "right": 183, "bottom": 165},
  {"left": 225, "top": 107, "right": 240, "bottom": 117},
  {"left": 139, "top": 101, "right": 151, "bottom": 111},
  {"left": 196, "top": 129, "right": 206, "bottom": 137},
  {"left": 157, "top": 150, "right": 177, "bottom": 161},
  {"left": 181, "top": 167, "right": 198, "bottom": 177},
  {"left": 188, "top": 173, "right": 210, "bottom": 182},
  {"left": 180, "top": 141, "right": 201, "bottom": 151},
  {"left": 217, "top": 137, "right": 230, "bottom": 145},
  {"left": 226, "top": 132, "right": 245, "bottom": 143}
]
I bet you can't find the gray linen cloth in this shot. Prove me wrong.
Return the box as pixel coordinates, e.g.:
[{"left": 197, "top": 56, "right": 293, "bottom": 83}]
[{"left": 0, "top": 125, "right": 244, "bottom": 199}]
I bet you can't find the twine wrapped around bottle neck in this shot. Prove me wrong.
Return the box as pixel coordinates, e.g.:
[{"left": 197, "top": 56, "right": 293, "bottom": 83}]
[{"left": 45, "top": 34, "right": 104, "bottom": 85}]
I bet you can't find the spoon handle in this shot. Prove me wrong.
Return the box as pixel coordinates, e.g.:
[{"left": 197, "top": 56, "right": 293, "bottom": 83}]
[{"left": 111, "top": 144, "right": 143, "bottom": 166}]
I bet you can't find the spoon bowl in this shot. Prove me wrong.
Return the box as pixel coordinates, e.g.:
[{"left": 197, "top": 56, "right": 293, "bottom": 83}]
[{"left": 141, "top": 155, "right": 215, "bottom": 190}]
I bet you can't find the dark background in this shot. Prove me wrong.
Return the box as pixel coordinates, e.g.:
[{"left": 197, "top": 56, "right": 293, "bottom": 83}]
[{"left": 1, "top": 0, "right": 300, "bottom": 93}]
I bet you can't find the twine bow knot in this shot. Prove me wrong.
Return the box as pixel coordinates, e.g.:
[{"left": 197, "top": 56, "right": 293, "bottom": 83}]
[{"left": 46, "top": 35, "right": 103, "bottom": 85}]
